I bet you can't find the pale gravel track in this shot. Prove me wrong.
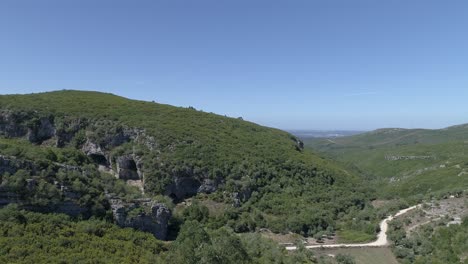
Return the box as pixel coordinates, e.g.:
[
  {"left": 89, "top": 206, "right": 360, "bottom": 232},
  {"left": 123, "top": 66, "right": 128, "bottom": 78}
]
[{"left": 286, "top": 204, "right": 421, "bottom": 250}]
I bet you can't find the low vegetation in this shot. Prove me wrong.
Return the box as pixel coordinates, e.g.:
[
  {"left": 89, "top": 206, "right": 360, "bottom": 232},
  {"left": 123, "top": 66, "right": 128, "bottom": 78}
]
[
  {"left": 388, "top": 215, "right": 468, "bottom": 263},
  {"left": 305, "top": 127, "right": 468, "bottom": 199}
]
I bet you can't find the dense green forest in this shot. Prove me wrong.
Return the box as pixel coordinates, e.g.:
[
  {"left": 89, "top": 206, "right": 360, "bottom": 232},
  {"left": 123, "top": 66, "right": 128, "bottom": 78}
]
[
  {"left": 388, "top": 215, "right": 468, "bottom": 264},
  {"left": 0, "top": 90, "right": 377, "bottom": 263},
  {"left": 304, "top": 127, "right": 468, "bottom": 199},
  {"left": 304, "top": 128, "right": 468, "bottom": 263},
  {"left": 0, "top": 205, "right": 357, "bottom": 264}
]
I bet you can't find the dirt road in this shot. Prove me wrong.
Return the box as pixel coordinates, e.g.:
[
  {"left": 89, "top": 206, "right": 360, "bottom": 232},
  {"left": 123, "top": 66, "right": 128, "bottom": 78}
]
[{"left": 285, "top": 204, "right": 421, "bottom": 250}]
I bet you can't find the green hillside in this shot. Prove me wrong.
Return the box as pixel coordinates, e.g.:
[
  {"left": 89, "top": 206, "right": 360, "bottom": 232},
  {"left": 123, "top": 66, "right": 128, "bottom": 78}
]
[
  {"left": 0, "top": 90, "right": 377, "bottom": 263},
  {"left": 305, "top": 126, "right": 468, "bottom": 199}
]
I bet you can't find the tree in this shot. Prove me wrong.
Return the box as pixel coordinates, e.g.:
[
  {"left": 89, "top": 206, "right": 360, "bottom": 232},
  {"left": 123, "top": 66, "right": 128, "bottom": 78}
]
[
  {"left": 336, "top": 254, "right": 356, "bottom": 264},
  {"left": 182, "top": 201, "right": 209, "bottom": 223},
  {"left": 168, "top": 221, "right": 211, "bottom": 264}
]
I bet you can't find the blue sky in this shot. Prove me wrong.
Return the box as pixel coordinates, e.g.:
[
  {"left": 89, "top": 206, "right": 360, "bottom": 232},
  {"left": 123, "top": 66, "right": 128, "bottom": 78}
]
[{"left": 1, "top": 0, "right": 468, "bottom": 130}]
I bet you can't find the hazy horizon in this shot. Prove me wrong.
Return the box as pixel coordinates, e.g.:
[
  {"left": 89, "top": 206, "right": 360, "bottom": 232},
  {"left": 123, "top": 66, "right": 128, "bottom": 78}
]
[
  {"left": 2, "top": 1, "right": 468, "bottom": 130},
  {"left": 2, "top": 89, "right": 467, "bottom": 132}
]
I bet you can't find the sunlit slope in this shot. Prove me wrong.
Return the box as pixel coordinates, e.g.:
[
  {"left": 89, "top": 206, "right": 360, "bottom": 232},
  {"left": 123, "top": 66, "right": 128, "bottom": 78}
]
[{"left": 305, "top": 126, "right": 468, "bottom": 198}]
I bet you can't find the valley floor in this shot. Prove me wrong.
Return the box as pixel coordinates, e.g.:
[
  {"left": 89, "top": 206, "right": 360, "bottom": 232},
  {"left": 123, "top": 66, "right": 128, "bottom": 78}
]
[
  {"left": 285, "top": 205, "right": 421, "bottom": 250},
  {"left": 312, "top": 247, "right": 399, "bottom": 264}
]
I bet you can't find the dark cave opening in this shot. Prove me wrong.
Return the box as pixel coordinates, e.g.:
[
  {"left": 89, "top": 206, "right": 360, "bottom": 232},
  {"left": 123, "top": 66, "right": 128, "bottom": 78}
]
[{"left": 89, "top": 154, "right": 109, "bottom": 166}]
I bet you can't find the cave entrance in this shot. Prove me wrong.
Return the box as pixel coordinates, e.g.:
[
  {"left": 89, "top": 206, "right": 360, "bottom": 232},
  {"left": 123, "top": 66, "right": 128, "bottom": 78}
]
[
  {"left": 168, "top": 193, "right": 178, "bottom": 202},
  {"left": 127, "top": 159, "right": 137, "bottom": 171},
  {"left": 118, "top": 158, "right": 140, "bottom": 180},
  {"left": 89, "top": 154, "right": 109, "bottom": 166}
]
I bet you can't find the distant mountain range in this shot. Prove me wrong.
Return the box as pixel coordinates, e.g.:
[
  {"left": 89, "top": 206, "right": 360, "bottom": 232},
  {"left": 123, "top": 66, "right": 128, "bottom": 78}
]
[{"left": 288, "top": 130, "right": 366, "bottom": 139}]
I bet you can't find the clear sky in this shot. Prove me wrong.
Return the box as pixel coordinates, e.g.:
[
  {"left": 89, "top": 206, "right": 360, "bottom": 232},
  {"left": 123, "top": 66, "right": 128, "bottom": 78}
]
[{"left": 1, "top": 0, "right": 468, "bottom": 130}]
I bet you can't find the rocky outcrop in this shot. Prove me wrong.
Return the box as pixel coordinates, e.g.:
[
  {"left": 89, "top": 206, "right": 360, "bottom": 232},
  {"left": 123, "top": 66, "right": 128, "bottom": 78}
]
[
  {"left": 231, "top": 188, "right": 253, "bottom": 207},
  {"left": 27, "top": 117, "right": 56, "bottom": 144},
  {"left": 0, "top": 111, "right": 56, "bottom": 144},
  {"left": 165, "top": 177, "right": 202, "bottom": 201},
  {"left": 82, "top": 140, "right": 111, "bottom": 166},
  {"left": 0, "top": 189, "right": 21, "bottom": 207},
  {"left": 165, "top": 176, "right": 223, "bottom": 201},
  {"left": 82, "top": 140, "right": 104, "bottom": 156},
  {"left": 0, "top": 155, "right": 37, "bottom": 175},
  {"left": 109, "top": 198, "right": 171, "bottom": 240},
  {"left": 294, "top": 138, "right": 304, "bottom": 151},
  {"left": 54, "top": 200, "right": 86, "bottom": 217},
  {"left": 0, "top": 184, "right": 86, "bottom": 218},
  {"left": 197, "top": 179, "right": 218, "bottom": 194},
  {"left": 0, "top": 111, "right": 29, "bottom": 138},
  {"left": 385, "top": 155, "right": 435, "bottom": 161},
  {"left": 0, "top": 109, "right": 224, "bottom": 206},
  {"left": 55, "top": 118, "right": 87, "bottom": 147}
]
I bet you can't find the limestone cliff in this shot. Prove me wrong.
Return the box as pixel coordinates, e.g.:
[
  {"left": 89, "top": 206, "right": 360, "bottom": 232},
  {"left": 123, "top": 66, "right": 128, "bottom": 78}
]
[{"left": 109, "top": 198, "right": 171, "bottom": 240}]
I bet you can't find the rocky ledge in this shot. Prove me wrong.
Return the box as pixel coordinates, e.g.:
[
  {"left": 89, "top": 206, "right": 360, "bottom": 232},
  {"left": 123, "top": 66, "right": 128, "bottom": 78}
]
[{"left": 109, "top": 198, "right": 172, "bottom": 240}]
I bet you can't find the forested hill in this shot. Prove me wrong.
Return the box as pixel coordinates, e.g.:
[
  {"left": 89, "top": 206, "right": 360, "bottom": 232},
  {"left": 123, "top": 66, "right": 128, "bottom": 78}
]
[
  {"left": 308, "top": 125, "right": 468, "bottom": 148},
  {"left": 305, "top": 125, "right": 468, "bottom": 199},
  {"left": 0, "top": 90, "right": 373, "bottom": 241},
  {"left": 0, "top": 90, "right": 321, "bottom": 173}
]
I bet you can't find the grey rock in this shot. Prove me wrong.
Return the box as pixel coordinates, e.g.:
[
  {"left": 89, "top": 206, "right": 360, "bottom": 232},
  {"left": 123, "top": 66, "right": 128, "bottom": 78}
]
[
  {"left": 197, "top": 179, "right": 218, "bottom": 194},
  {"left": 0, "top": 190, "right": 21, "bottom": 207},
  {"left": 231, "top": 188, "right": 252, "bottom": 207},
  {"left": 0, "top": 111, "right": 29, "bottom": 138},
  {"left": 27, "top": 117, "right": 56, "bottom": 144},
  {"left": 26, "top": 178, "right": 37, "bottom": 192},
  {"left": 165, "top": 177, "right": 201, "bottom": 201},
  {"left": 54, "top": 200, "right": 86, "bottom": 217},
  {"left": 109, "top": 198, "right": 171, "bottom": 240},
  {"left": 0, "top": 155, "right": 37, "bottom": 176},
  {"left": 56, "top": 119, "right": 86, "bottom": 147},
  {"left": 295, "top": 138, "right": 304, "bottom": 151},
  {"left": 82, "top": 140, "right": 104, "bottom": 156}
]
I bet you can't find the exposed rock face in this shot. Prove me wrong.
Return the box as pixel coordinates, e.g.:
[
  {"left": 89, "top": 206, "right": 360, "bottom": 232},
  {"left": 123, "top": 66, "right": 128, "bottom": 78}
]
[
  {"left": 109, "top": 198, "right": 171, "bottom": 240},
  {"left": 0, "top": 111, "right": 29, "bottom": 138},
  {"left": 295, "top": 138, "right": 304, "bottom": 151},
  {"left": 82, "top": 140, "right": 104, "bottom": 156},
  {"left": 0, "top": 185, "right": 86, "bottom": 218},
  {"left": 56, "top": 119, "right": 85, "bottom": 147},
  {"left": 165, "top": 176, "right": 223, "bottom": 201},
  {"left": 0, "top": 112, "right": 56, "bottom": 144},
  {"left": 197, "top": 179, "right": 218, "bottom": 194},
  {"left": 0, "top": 155, "right": 37, "bottom": 175},
  {"left": 27, "top": 117, "right": 56, "bottom": 144},
  {"left": 0, "top": 109, "right": 225, "bottom": 207},
  {"left": 165, "top": 177, "right": 201, "bottom": 201},
  {"left": 231, "top": 188, "right": 253, "bottom": 207},
  {"left": 82, "top": 140, "right": 111, "bottom": 167},
  {"left": 0, "top": 189, "right": 21, "bottom": 207},
  {"left": 54, "top": 200, "right": 86, "bottom": 217},
  {"left": 385, "top": 155, "right": 435, "bottom": 161}
]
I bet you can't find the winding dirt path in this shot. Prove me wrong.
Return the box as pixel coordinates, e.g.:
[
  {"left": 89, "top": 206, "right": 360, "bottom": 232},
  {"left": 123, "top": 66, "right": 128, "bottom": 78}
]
[{"left": 285, "top": 204, "right": 421, "bottom": 250}]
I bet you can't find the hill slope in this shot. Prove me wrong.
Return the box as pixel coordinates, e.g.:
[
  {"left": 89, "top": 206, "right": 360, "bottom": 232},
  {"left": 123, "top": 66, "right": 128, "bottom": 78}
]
[
  {"left": 0, "top": 90, "right": 372, "bottom": 240},
  {"left": 305, "top": 126, "right": 468, "bottom": 198}
]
